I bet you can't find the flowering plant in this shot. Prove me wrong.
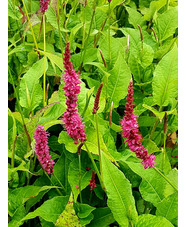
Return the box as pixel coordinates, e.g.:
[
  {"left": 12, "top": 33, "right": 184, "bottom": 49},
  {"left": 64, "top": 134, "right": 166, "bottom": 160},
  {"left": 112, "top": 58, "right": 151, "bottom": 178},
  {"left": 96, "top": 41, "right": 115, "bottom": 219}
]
[{"left": 8, "top": 1, "right": 178, "bottom": 226}]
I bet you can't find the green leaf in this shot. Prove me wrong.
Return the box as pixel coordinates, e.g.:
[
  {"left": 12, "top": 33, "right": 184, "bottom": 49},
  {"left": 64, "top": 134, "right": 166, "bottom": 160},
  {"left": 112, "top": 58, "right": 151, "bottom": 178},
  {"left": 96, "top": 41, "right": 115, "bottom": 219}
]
[
  {"left": 155, "top": 6, "right": 178, "bottom": 42},
  {"left": 58, "top": 131, "right": 78, "bottom": 153},
  {"left": 136, "top": 214, "right": 174, "bottom": 227},
  {"left": 80, "top": 213, "right": 94, "bottom": 226},
  {"left": 156, "top": 192, "right": 178, "bottom": 226},
  {"left": 77, "top": 203, "right": 95, "bottom": 219},
  {"left": 155, "top": 152, "right": 171, "bottom": 174},
  {"left": 21, "top": 196, "right": 69, "bottom": 223},
  {"left": 101, "top": 152, "right": 138, "bottom": 226},
  {"left": 51, "top": 153, "right": 71, "bottom": 193},
  {"left": 124, "top": 161, "right": 176, "bottom": 207},
  {"left": 39, "top": 50, "right": 64, "bottom": 71},
  {"left": 8, "top": 205, "right": 26, "bottom": 227},
  {"left": 142, "top": 104, "right": 177, "bottom": 121},
  {"left": 87, "top": 207, "right": 115, "bottom": 227},
  {"left": 55, "top": 194, "right": 81, "bottom": 227},
  {"left": 152, "top": 45, "right": 178, "bottom": 107},
  {"left": 142, "top": 139, "right": 159, "bottom": 154},
  {"left": 19, "top": 58, "right": 48, "bottom": 111},
  {"left": 144, "top": 0, "right": 167, "bottom": 21},
  {"left": 68, "top": 157, "right": 92, "bottom": 202},
  {"left": 8, "top": 185, "right": 61, "bottom": 215},
  {"left": 98, "top": 36, "right": 127, "bottom": 68},
  {"left": 125, "top": 7, "right": 146, "bottom": 29},
  {"left": 108, "top": 53, "right": 131, "bottom": 108}
]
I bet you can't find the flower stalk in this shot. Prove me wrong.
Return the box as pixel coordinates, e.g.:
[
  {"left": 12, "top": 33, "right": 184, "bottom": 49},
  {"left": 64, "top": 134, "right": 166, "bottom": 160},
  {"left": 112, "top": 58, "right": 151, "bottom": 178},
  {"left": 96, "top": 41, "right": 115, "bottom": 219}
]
[
  {"left": 84, "top": 143, "right": 105, "bottom": 191},
  {"left": 121, "top": 79, "right": 156, "bottom": 169},
  {"left": 62, "top": 42, "right": 86, "bottom": 144}
]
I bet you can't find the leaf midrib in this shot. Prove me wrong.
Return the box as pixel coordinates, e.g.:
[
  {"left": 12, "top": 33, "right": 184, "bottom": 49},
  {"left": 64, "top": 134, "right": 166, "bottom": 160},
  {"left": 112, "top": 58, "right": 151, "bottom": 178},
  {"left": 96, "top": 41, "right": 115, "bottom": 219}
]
[{"left": 104, "top": 156, "right": 128, "bottom": 224}]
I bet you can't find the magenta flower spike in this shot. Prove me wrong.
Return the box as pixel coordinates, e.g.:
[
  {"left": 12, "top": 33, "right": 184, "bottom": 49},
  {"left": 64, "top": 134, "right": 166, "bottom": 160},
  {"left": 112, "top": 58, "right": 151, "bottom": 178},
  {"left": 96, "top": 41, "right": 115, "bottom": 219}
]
[
  {"left": 89, "top": 170, "right": 96, "bottom": 191},
  {"left": 33, "top": 125, "right": 55, "bottom": 174},
  {"left": 62, "top": 42, "right": 86, "bottom": 144},
  {"left": 40, "top": 0, "right": 50, "bottom": 14},
  {"left": 120, "top": 79, "right": 156, "bottom": 169}
]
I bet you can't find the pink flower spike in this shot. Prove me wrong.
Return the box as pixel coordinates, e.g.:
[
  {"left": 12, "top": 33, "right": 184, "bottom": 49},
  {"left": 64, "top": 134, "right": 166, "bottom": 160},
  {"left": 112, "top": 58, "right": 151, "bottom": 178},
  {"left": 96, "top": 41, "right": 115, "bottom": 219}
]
[
  {"left": 62, "top": 42, "right": 86, "bottom": 144},
  {"left": 40, "top": 0, "right": 50, "bottom": 14},
  {"left": 33, "top": 125, "right": 54, "bottom": 174},
  {"left": 120, "top": 79, "right": 156, "bottom": 169},
  {"left": 76, "top": 185, "right": 79, "bottom": 189},
  {"left": 89, "top": 170, "right": 96, "bottom": 191}
]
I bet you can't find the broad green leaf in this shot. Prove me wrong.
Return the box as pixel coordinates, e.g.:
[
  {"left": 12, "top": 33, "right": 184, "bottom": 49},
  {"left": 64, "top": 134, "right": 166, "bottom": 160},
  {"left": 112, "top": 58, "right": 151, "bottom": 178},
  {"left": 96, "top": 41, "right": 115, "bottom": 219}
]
[
  {"left": 124, "top": 161, "right": 176, "bottom": 206},
  {"left": 8, "top": 161, "right": 37, "bottom": 183},
  {"left": 19, "top": 58, "right": 48, "bottom": 111},
  {"left": 144, "top": 0, "right": 167, "bottom": 21},
  {"left": 152, "top": 45, "right": 178, "bottom": 107},
  {"left": 110, "top": 0, "right": 123, "bottom": 11},
  {"left": 120, "top": 28, "right": 157, "bottom": 52},
  {"left": 45, "top": 6, "right": 67, "bottom": 32},
  {"left": 98, "top": 36, "right": 127, "bottom": 68},
  {"left": 87, "top": 207, "right": 115, "bottom": 227},
  {"left": 69, "top": 23, "right": 84, "bottom": 48},
  {"left": 68, "top": 158, "right": 92, "bottom": 202},
  {"left": 8, "top": 205, "right": 26, "bottom": 227},
  {"left": 164, "top": 168, "right": 178, "bottom": 197},
  {"left": 155, "top": 152, "right": 172, "bottom": 174},
  {"left": 55, "top": 194, "right": 81, "bottom": 227},
  {"left": 156, "top": 192, "right": 178, "bottom": 226},
  {"left": 155, "top": 6, "right": 178, "bottom": 42},
  {"left": 21, "top": 196, "right": 69, "bottom": 223},
  {"left": 101, "top": 152, "right": 138, "bottom": 227},
  {"left": 8, "top": 185, "right": 61, "bottom": 215},
  {"left": 136, "top": 214, "right": 174, "bottom": 227},
  {"left": 77, "top": 203, "right": 95, "bottom": 219},
  {"left": 142, "top": 139, "right": 159, "bottom": 154},
  {"left": 58, "top": 131, "right": 78, "bottom": 153},
  {"left": 51, "top": 153, "right": 71, "bottom": 193},
  {"left": 84, "top": 62, "right": 110, "bottom": 77},
  {"left": 142, "top": 104, "right": 177, "bottom": 121},
  {"left": 125, "top": 7, "right": 146, "bottom": 29},
  {"left": 108, "top": 53, "right": 131, "bottom": 108},
  {"left": 80, "top": 213, "right": 94, "bottom": 226},
  {"left": 39, "top": 50, "right": 64, "bottom": 71}
]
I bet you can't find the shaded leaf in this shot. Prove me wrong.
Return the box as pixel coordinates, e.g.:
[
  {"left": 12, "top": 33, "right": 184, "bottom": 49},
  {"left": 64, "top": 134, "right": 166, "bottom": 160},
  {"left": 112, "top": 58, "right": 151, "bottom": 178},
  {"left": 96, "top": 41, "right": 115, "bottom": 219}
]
[{"left": 101, "top": 152, "right": 138, "bottom": 226}]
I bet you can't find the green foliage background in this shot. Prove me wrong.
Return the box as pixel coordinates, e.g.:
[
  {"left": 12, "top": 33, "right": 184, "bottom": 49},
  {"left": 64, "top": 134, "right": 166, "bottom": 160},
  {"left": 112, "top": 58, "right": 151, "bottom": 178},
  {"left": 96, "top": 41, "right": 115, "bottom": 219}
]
[{"left": 8, "top": 0, "right": 178, "bottom": 226}]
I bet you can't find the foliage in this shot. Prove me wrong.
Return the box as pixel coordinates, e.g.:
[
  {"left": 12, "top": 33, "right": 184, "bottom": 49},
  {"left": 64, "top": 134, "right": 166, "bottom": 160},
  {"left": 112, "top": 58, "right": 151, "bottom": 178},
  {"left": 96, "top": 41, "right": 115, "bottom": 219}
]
[{"left": 8, "top": 0, "right": 178, "bottom": 226}]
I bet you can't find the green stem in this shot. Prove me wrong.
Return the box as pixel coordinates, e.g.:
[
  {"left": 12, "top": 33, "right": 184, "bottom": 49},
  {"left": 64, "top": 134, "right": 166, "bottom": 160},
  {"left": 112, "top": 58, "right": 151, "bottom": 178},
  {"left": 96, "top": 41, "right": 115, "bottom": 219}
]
[
  {"left": 29, "top": 0, "right": 32, "bottom": 12},
  {"left": 78, "top": 154, "right": 83, "bottom": 203},
  {"left": 9, "top": 68, "right": 31, "bottom": 147},
  {"left": 13, "top": 0, "right": 22, "bottom": 39},
  {"left": 149, "top": 106, "right": 163, "bottom": 140},
  {"left": 84, "top": 143, "right": 105, "bottom": 191},
  {"left": 154, "top": 167, "right": 178, "bottom": 192},
  {"left": 21, "top": 0, "right": 39, "bottom": 50},
  {"left": 44, "top": 172, "right": 63, "bottom": 196},
  {"left": 43, "top": 14, "right": 46, "bottom": 106},
  {"left": 79, "top": 6, "right": 96, "bottom": 71},
  {"left": 57, "top": 0, "right": 63, "bottom": 55},
  {"left": 53, "top": 172, "right": 66, "bottom": 192},
  {"left": 108, "top": 2, "right": 111, "bottom": 68},
  {"left": 95, "top": 114, "right": 102, "bottom": 177},
  {"left": 149, "top": 118, "right": 159, "bottom": 140},
  {"left": 82, "top": 4, "right": 86, "bottom": 49},
  {"left": 12, "top": 135, "right": 17, "bottom": 168},
  {"left": 65, "top": 0, "right": 79, "bottom": 41}
]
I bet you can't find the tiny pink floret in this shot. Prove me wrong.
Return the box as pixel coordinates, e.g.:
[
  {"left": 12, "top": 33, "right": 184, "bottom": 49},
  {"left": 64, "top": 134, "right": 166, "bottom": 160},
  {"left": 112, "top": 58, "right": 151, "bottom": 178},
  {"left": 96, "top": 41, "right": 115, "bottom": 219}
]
[
  {"left": 62, "top": 42, "right": 86, "bottom": 144},
  {"left": 34, "top": 125, "right": 55, "bottom": 174},
  {"left": 120, "top": 80, "right": 155, "bottom": 169},
  {"left": 89, "top": 170, "right": 96, "bottom": 191},
  {"left": 40, "top": 0, "right": 49, "bottom": 14}
]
